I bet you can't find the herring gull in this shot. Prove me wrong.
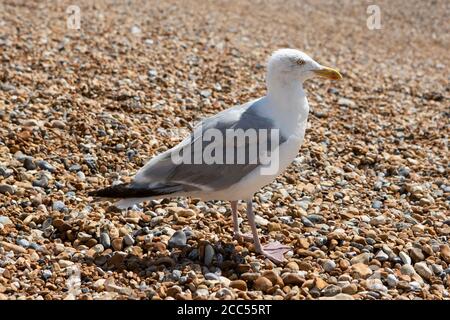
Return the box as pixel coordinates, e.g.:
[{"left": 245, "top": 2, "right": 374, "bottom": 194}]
[{"left": 89, "top": 49, "right": 342, "bottom": 263}]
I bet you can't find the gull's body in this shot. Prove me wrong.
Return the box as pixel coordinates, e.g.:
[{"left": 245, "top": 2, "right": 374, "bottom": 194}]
[{"left": 90, "top": 49, "right": 342, "bottom": 263}]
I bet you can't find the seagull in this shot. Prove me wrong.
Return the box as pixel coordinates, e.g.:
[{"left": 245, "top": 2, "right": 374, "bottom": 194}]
[{"left": 89, "top": 49, "right": 342, "bottom": 264}]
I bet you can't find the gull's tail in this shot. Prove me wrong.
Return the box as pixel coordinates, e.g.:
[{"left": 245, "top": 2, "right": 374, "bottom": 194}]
[{"left": 88, "top": 182, "right": 183, "bottom": 208}]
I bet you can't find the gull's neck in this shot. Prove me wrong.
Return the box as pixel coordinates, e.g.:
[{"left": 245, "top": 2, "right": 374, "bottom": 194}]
[{"left": 263, "top": 73, "right": 310, "bottom": 135}]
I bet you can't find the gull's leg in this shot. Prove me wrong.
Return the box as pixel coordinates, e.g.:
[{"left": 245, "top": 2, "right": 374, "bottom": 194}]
[
  {"left": 245, "top": 199, "right": 290, "bottom": 264},
  {"left": 231, "top": 200, "right": 253, "bottom": 241}
]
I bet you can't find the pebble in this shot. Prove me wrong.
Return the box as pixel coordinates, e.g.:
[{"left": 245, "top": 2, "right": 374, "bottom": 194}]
[
  {"left": 400, "top": 265, "right": 416, "bottom": 276},
  {"left": 36, "top": 160, "right": 56, "bottom": 172},
  {"left": 111, "top": 238, "right": 123, "bottom": 251},
  {"left": 409, "top": 247, "right": 425, "bottom": 262},
  {"left": 253, "top": 277, "right": 272, "bottom": 292},
  {"left": 322, "top": 284, "right": 342, "bottom": 297},
  {"left": 374, "top": 250, "right": 389, "bottom": 262},
  {"left": 371, "top": 201, "right": 383, "bottom": 210},
  {"left": 123, "top": 235, "right": 135, "bottom": 246},
  {"left": 23, "top": 157, "right": 36, "bottom": 170},
  {"left": 254, "top": 215, "right": 269, "bottom": 226},
  {"left": 205, "top": 273, "right": 220, "bottom": 281},
  {"left": 386, "top": 274, "right": 398, "bottom": 288},
  {"left": 323, "top": 259, "right": 336, "bottom": 272},
  {"left": 204, "top": 244, "right": 214, "bottom": 266},
  {"left": 370, "top": 215, "right": 386, "bottom": 225},
  {"left": 414, "top": 262, "right": 432, "bottom": 280},
  {"left": 0, "top": 184, "right": 15, "bottom": 195},
  {"left": 168, "top": 230, "right": 187, "bottom": 248},
  {"left": 350, "top": 252, "right": 371, "bottom": 265},
  {"left": 16, "top": 239, "right": 30, "bottom": 248},
  {"left": 0, "top": 216, "right": 13, "bottom": 226},
  {"left": 366, "top": 279, "right": 387, "bottom": 293},
  {"left": 399, "top": 251, "right": 412, "bottom": 265},
  {"left": 351, "top": 263, "right": 373, "bottom": 279},
  {"left": 42, "top": 270, "right": 52, "bottom": 280},
  {"left": 100, "top": 232, "right": 111, "bottom": 248},
  {"left": 52, "top": 201, "right": 66, "bottom": 212},
  {"left": 229, "top": 280, "right": 247, "bottom": 291}
]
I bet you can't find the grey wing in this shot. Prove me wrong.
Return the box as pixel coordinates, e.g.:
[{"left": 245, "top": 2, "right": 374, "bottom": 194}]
[{"left": 133, "top": 98, "right": 285, "bottom": 192}]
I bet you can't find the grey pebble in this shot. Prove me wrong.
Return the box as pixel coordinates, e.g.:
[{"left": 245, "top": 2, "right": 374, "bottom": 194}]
[
  {"left": 52, "top": 201, "right": 66, "bottom": 212},
  {"left": 100, "top": 232, "right": 111, "bottom": 248},
  {"left": 168, "top": 230, "right": 187, "bottom": 248},
  {"left": 36, "top": 160, "right": 56, "bottom": 172},
  {"left": 123, "top": 234, "right": 135, "bottom": 246},
  {"left": 204, "top": 244, "right": 214, "bottom": 266},
  {"left": 17, "top": 238, "right": 30, "bottom": 248}
]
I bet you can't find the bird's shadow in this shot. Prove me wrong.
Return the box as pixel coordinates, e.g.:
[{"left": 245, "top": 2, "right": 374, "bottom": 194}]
[{"left": 87, "top": 240, "right": 248, "bottom": 277}]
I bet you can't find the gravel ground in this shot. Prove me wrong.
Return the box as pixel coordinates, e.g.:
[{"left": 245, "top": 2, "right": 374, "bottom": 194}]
[{"left": 0, "top": 0, "right": 449, "bottom": 300}]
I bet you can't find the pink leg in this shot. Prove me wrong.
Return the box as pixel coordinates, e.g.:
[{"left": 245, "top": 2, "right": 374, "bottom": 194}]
[
  {"left": 245, "top": 199, "right": 290, "bottom": 264},
  {"left": 231, "top": 201, "right": 253, "bottom": 241}
]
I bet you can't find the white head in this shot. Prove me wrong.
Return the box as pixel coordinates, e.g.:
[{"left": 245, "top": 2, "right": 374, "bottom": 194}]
[{"left": 266, "top": 49, "right": 342, "bottom": 93}]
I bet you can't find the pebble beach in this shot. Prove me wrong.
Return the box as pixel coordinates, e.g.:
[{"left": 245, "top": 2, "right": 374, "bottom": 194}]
[{"left": 0, "top": 0, "right": 449, "bottom": 300}]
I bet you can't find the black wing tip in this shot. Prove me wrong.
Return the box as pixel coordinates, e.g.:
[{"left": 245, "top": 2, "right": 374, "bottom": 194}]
[{"left": 88, "top": 183, "right": 130, "bottom": 198}]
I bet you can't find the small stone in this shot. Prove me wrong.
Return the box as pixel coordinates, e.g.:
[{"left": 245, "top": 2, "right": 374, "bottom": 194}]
[
  {"left": 23, "top": 157, "right": 36, "bottom": 170},
  {"left": 319, "top": 293, "right": 354, "bottom": 300},
  {"left": 322, "top": 284, "right": 342, "bottom": 297},
  {"left": 409, "top": 247, "right": 425, "bottom": 262},
  {"left": 350, "top": 252, "right": 371, "bottom": 265},
  {"left": 42, "top": 270, "right": 52, "bottom": 280},
  {"left": 111, "top": 237, "right": 123, "bottom": 251},
  {"left": 342, "top": 283, "right": 358, "bottom": 294},
  {"left": 282, "top": 273, "right": 304, "bottom": 286},
  {"left": 36, "top": 160, "right": 56, "bottom": 172},
  {"left": 59, "top": 259, "right": 74, "bottom": 268},
  {"left": 386, "top": 274, "right": 398, "bottom": 288},
  {"left": 32, "top": 175, "right": 49, "bottom": 188},
  {"left": 286, "top": 261, "right": 300, "bottom": 271},
  {"left": 307, "top": 214, "right": 325, "bottom": 223},
  {"left": 351, "top": 263, "right": 373, "bottom": 279},
  {"left": 410, "top": 281, "right": 421, "bottom": 291},
  {"left": 414, "top": 262, "right": 432, "bottom": 280},
  {"left": 338, "top": 98, "right": 356, "bottom": 107},
  {"left": 268, "top": 222, "right": 281, "bottom": 232},
  {"left": 366, "top": 279, "right": 387, "bottom": 292},
  {"left": 254, "top": 215, "right": 269, "bottom": 226},
  {"left": 370, "top": 215, "right": 386, "bottom": 225},
  {"left": 230, "top": 280, "right": 247, "bottom": 291},
  {"left": 375, "top": 250, "right": 389, "bottom": 262},
  {"left": 205, "top": 273, "right": 220, "bottom": 281},
  {"left": 16, "top": 239, "right": 30, "bottom": 248},
  {"left": 131, "top": 25, "right": 141, "bottom": 34},
  {"left": 168, "top": 230, "right": 187, "bottom": 248},
  {"left": 440, "top": 245, "right": 450, "bottom": 263},
  {"left": 399, "top": 251, "right": 412, "bottom": 265},
  {"left": 123, "top": 234, "right": 135, "bottom": 246},
  {"left": 204, "top": 244, "right": 214, "bottom": 266},
  {"left": 0, "top": 184, "right": 15, "bottom": 195},
  {"left": 0, "top": 216, "right": 13, "bottom": 226},
  {"left": 371, "top": 201, "right": 383, "bottom": 210},
  {"left": 400, "top": 264, "right": 416, "bottom": 276},
  {"left": 52, "top": 201, "right": 66, "bottom": 212},
  {"left": 253, "top": 276, "right": 272, "bottom": 292},
  {"left": 77, "top": 232, "right": 92, "bottom": 242},
  {"left": 200, "top": 89, "right": 211, "bottom": 98},
  {"left": 323, "top": 259, "right": 336, "bottom": 272},
  {"left": 100, "top": 233, "right": 111, "bottom": 248},
  {"left": 262, "top": 270, "right": 283, "bottom": 286}
]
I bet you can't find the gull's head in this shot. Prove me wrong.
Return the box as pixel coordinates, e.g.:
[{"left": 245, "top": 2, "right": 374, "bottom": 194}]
[{"left": 267, "top": 49, "right": 342, "bottom": 85}]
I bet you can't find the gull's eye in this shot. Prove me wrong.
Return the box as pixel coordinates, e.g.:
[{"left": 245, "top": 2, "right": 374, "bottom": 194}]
[{"left": 296, "top": 59, "right": 305, "bottom": 66}]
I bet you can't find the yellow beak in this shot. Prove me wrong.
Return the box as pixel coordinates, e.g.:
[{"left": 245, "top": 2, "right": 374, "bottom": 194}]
[{"left": 313, "top": 66, "right": 343, "bottom": 80}]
